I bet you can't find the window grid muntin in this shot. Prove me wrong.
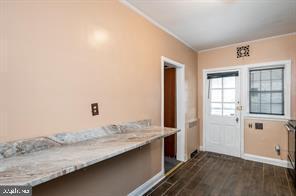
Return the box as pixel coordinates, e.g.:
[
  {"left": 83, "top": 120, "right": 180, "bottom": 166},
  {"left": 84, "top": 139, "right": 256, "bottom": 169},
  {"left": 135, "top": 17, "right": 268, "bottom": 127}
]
[
  {"left": 210, "top": 76, "right": 236, "bottom": 116},
  {"left": 249, "top": 67, "right": 284, "bottom": 115}
]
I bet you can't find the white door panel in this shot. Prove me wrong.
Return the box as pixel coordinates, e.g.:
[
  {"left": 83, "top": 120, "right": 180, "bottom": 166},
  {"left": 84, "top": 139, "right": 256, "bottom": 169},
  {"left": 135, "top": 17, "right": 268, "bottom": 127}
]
[{"left": 205, "top": 71, "right": 241, "bottom": 157}]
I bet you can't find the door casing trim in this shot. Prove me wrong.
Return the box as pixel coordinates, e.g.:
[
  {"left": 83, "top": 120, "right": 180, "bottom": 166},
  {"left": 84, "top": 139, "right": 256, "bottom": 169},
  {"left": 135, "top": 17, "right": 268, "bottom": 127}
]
[{"left": 161, "top": 56, "right": 186, "bottom": 166}]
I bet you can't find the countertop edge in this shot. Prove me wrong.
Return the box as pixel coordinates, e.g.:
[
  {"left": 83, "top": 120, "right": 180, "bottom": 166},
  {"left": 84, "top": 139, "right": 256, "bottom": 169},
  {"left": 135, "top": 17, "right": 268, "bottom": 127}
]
[{"left": 16, "top": 128, "right": 180, "bottom": 187}]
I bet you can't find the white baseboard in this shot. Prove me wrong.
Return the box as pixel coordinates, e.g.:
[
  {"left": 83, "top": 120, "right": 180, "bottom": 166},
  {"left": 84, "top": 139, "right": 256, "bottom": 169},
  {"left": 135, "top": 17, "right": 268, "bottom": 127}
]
[
  {"left": 128, "top": 170, "right": 165, "bottom": 196},
  {"left": 242, "top": 153, "right": 289, "bottom": 168},
  {"left": 200, "top": 149, "right": 290, "bottom": 168},
  {"left": 199, "top": 146, "right": 204, "bottom": 151}
]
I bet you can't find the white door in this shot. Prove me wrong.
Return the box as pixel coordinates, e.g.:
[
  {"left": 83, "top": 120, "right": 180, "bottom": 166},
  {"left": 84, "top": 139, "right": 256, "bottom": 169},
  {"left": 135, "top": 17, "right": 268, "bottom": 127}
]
[{"left": 205, "top": 70, "right": 241, "bottom": 157}]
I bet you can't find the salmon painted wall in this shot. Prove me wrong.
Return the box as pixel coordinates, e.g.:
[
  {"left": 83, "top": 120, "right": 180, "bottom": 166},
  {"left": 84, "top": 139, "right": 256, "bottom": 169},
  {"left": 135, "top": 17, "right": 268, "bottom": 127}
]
[
  {"left": 0, "top": 0, "right": 198, "bottom": 152},
  {"left": 197, "top": 34, "right": 296, "bottom": 158},
  {"left": 244, "top": 118, "right": 288, "bottom": 160}
]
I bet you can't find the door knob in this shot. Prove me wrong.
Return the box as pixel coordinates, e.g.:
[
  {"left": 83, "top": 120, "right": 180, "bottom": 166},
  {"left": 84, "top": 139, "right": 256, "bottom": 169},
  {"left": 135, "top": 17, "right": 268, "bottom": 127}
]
[{"left": 236, "top": 117, "right": 239, "bottom": 123}]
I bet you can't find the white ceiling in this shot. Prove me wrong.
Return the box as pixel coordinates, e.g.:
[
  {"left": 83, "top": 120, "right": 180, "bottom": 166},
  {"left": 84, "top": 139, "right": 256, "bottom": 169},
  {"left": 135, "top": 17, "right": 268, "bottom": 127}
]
[{"left": 124, "top": 0, "right": 296, "bottom": 51}]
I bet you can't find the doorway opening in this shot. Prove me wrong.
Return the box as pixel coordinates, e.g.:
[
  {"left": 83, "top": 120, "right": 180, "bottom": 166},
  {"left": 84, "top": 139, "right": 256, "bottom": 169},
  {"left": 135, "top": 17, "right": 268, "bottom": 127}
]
[
  {"left": 161, "top": 56, "right": 186, "bottom": 175},
  {"left": 164, "top": 66, "right": 179, "bottom": 173}
]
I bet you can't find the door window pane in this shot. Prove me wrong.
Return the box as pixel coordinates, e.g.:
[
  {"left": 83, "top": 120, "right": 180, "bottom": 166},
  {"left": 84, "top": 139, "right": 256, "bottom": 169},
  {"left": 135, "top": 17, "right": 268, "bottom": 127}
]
[
  {"left": 223, "top": 89, "right": 235, "bottom": 102},
  {"left": 211, "top": 78, "right": 222, "bottom": 88},
  {"left": 223, "top": 103, "right": 235, "bottom": 110},
  {"left": 211, "top": 109, "right": 222, "bottom": 116},
  {"left": 223, "top": 77, "right": 235, "bottom": 88},
  {"left": 211, "top": 103, "right": 222, "bottom": 115},
  {"left": 209, "top": 74, "right": 238, "bottom": 117},
  {"left": 211, "top": 90, "right": 222, "bottom": 102}
]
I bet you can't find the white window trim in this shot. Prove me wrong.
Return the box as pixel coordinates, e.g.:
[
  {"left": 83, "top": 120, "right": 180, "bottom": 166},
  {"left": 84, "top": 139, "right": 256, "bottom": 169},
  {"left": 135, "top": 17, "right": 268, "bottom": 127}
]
[{"left": 243, "top": 60, "right": 291, "bottom": 120}]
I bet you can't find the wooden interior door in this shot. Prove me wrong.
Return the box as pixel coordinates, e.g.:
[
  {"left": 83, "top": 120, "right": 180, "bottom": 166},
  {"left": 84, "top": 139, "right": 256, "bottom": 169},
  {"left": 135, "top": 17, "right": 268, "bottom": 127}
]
[{"left": 164, "top": 68, "right": 176, "bottom": 157}]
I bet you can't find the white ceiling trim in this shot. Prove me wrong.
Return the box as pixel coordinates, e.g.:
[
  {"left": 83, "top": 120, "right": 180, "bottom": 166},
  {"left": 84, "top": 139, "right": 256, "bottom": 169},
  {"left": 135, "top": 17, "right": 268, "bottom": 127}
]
[
  {"left": 197, "top": 32, "right": 296, "bottom": 53},
  {"left": 120, "top": 0, "right": 197, "bottom": 52}
]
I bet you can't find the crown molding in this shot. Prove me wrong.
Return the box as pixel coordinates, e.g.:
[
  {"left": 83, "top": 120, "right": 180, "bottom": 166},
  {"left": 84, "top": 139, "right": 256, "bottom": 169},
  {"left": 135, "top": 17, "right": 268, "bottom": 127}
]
[
  {"left": 198, "top": 32, "right": 296, "bottom": 53},
  {"left": 120, "top": 0, "right": 197, "bottom": 52}
]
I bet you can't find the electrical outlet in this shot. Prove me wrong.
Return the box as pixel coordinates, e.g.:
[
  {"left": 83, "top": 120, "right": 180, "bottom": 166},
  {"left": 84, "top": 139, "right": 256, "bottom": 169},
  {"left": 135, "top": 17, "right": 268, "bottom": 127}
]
[{"left": 91, "top": 103, "right": 99, "bottom": 116}]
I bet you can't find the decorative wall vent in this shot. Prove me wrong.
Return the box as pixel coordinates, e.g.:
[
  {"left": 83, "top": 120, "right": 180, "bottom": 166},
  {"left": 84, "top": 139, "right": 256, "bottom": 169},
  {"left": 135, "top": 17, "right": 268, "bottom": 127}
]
[{"left": 237, "top": 45, "right": 249, "bottom": 58}]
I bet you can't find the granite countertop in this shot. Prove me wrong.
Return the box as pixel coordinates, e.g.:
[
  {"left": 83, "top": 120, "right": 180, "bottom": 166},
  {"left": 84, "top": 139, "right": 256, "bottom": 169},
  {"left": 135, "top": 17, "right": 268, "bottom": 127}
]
[{"left": 0, "top": 125, "right": 179, "bottom": 186}]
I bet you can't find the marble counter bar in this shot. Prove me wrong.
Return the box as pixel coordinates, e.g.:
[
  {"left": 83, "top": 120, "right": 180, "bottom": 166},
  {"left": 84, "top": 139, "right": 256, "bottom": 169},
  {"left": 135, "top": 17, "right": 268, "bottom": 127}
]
[{"left": 0, "top": 125, "right": 179, "bottom": 186}]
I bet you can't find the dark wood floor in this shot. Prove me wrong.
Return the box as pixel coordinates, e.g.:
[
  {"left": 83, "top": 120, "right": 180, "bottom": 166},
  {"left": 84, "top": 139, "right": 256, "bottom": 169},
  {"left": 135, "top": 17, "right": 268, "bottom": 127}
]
[{"left": 145, "top": 152, "right": 296, "bottom": 196}]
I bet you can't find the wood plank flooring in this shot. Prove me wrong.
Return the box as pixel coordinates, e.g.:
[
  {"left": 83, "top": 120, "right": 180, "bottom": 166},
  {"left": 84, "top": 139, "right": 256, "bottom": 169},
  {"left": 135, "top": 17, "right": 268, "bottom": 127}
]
[{"left": 145, "top": 152, "right": 296, "bottom": 196}]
